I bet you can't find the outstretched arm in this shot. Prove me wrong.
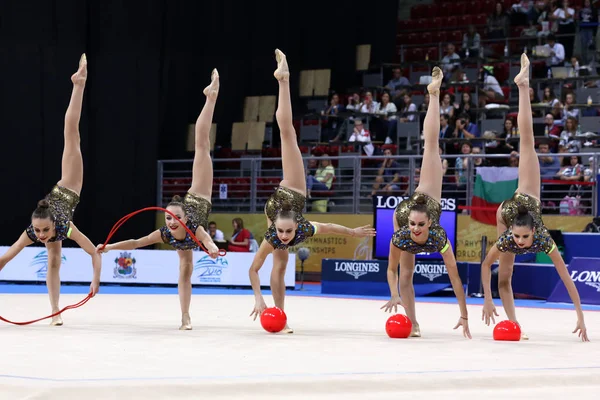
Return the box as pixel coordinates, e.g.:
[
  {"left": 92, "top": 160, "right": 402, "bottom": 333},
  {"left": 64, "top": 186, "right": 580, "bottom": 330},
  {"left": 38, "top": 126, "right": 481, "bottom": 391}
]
[
  {"left": 249, "top": 240, "right": 275, "bottom": 320},
  {"left": 441, "top": 246, "right": 468, "bottom": 319},
  {"left": 481, "top": 245, "right": 501, "bottom": 301},
  {"left": 0, "top": 232, "right": 34, "bottom": 271},
  {"left": 310, "top": 222, "right": 376, "bottom": 238},
  {"left": 69, "top": 223, "right": 103, "bottom": 295},
  {"left": 380, "top": 243, "right": 403, "bottom": 313},
  {"left": 97, "top": 230, "right": 163, "bottom": 253},
  {"left": 548, "top": 247, "right": 589, "bottom": 341},
  {"left": 195, "top": 226, "right": 219, "bottom": 258}
]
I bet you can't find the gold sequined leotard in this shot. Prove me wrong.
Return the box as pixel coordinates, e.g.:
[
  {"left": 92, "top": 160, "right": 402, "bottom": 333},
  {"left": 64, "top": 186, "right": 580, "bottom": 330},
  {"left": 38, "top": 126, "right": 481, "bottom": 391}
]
[
  {"left": 264, "top": 187, "right": 316, "bottom": 250},
  {"left": 496, "top": 193, "right": 556, "bottom": 255},
  {"left": 160, "top": 192, "right": 211, "bottom": 251},
  {"left": 391, "top": 192, "right": 449, "bottom": 254},
  {"left": 26, "top": 185, "right": 80, "bottom": 243}
]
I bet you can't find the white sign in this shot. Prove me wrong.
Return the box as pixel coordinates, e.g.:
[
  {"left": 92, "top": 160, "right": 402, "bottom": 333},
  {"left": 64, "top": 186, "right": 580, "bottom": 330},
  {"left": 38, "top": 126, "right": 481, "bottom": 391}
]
[
  {"left": 219, "top": 183, "right": 227, "bottom": 200},
  {"left": 0, "top": 246, "right": 295, "bottom": 288}
]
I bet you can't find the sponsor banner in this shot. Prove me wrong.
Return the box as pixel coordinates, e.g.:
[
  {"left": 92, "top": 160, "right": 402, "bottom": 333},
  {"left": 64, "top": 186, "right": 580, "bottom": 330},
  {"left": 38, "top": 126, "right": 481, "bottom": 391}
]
[
  {"left": 159, "top": 213, "right": 374, "bottom": 273},
  {"left": 548, "top": 257, "right": 600, "bottom": 305},
  {"left": 321, "top": 258, "right": 467, "bottom": 296},
  {"left": 455, "top": 215, "right": 591, "bottom": 262},
  {"left": 0, "top": 246, "right": 295, "bottom": 288}
]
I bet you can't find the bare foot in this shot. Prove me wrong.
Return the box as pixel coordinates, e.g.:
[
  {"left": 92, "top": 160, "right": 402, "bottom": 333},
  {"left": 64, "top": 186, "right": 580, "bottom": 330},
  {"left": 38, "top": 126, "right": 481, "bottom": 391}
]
[
  {"left": 203, "top": 68, "right": 219, "bottom": 100},
  {"left": 514, "top": 53, "right": 530, "bottom": 87},
  {"left": 274, "top": 49, "right": 290, "bottom": 82},
  {"left": 427, "top": 66, "right": 443, "bottom": 97},
  {"left": 71, "top": 53, "right": 87, "bottom": 86}
]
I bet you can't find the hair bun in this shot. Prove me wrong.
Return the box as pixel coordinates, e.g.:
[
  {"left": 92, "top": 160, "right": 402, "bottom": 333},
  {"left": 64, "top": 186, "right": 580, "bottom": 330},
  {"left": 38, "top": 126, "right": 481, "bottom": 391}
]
[
  {"left": 280, "top": 200, "right": 293, "bottom": 212},
  {"left": 516, "top": 205, "right": 529, "bottom": 215},
  {"left": 171, "top": 195, "right": 183, "bottom": 203},
  {"left": 414, "top": 194, "right": 427, "bottom": 205},
  {"left": 37, "top": 199, "right": 50, "bottom": 209}
]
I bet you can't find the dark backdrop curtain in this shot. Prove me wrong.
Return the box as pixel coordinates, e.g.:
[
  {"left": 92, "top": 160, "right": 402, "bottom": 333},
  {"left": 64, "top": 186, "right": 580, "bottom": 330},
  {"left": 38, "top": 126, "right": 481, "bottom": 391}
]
[{"left": 0, "top": 0, "right": 397, "bottom": 247}]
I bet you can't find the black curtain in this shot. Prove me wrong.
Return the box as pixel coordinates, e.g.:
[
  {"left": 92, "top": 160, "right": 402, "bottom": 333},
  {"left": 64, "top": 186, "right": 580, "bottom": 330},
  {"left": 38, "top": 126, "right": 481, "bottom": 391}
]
[{"left": 0, "top": 0, "right": 397, "bottom": 247}]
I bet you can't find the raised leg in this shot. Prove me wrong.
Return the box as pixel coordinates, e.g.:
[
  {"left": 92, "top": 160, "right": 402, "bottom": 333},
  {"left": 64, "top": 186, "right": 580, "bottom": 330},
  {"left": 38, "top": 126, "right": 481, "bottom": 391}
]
[
  {"left": 57, "top": 54, "right": 87, "bottom": 196},
  {"left": 414, "top": 67, "right": 444, "bottom": 203},
  {"left": 274, "top": 50, "right": 306, "bottom": 196},
  {"left": 177, "top": 250, "right": 194, "bottom": 330},
  {"left": 514, "top": 54, "right": 541, "bottom": 200},
  {"left": 189, "top": 69, "right": 219, "bottom": 202},
  {"left": 46, "top": 242, "right": 63, "bottom": 325}
]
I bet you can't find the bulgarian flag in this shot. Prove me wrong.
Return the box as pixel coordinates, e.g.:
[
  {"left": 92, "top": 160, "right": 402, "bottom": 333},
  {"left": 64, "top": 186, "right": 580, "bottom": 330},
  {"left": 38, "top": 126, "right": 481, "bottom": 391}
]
[{"left": 471, "top": 167, "right": 519, "bottom": 225}]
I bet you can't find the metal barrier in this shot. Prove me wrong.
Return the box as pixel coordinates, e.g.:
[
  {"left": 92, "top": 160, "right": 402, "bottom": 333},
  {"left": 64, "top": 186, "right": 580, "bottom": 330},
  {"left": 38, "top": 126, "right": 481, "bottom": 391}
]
[{"left": 157, "top": 152, "right": 598, "bottom": 215}]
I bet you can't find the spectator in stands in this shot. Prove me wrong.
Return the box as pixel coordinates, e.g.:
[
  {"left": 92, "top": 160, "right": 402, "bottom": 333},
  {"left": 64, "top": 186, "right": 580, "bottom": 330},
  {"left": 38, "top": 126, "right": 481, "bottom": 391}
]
[
  {"left": 529, "top": 87, "right": 544, "bottom": 117},
  {"left": 348, "top": 119, "right": 375, "bottom": 156},
  {"left": 370, "top": 148, "right": 401, "bottom": 196},
  {"left": 359, "top": 91, "right": 378, "bottom": 114},
  {"left": 509, "top": 152, "right": 520, "bottom": 167},
  {"left": 559, "top": 116, "right": 582, "bottom": 152},
  {"left": 375, "top": 92, "right": 398, "bottom": 144},
  {"left": 439, "top": 113, "right": 452, "bottom": 139},
  {"left": 461, "top": 25, "right": 481, "bottom": 58},
  {"left": 584, "top": 156, "right": 598, "bottom": 181},
  {"left": 556, "top": 154, "right": 584, "bottom": 181},
  {"left": 440, "top": 43, "right": 461, "bottom": 78},
  {"left": 528, "top": 0, "right": 547, "bottom": 24},
  {"left": 208, "top": 221, "right": 224, "bottom": 241},
  {"left": 544, "top": 34, "right": 565, "bottom": 69},
  {"left": 543, "top": 113, "right": 562, "bottom": 139},
  {"left": 440, "top": 93, "right": 454, "bottom": 118},
  {"left": 538, "top": 142, "right": 561, "bottom": 177},
  {"left": 321, "top": 93, "right": 344, "bottom": 141},
  {"left": 455, "top": 141, "right": 472, "bottom": 187},
  {"left": 306, "top": 154, "right": 335, "bottom": 198},
  {"left": 385, "top": 68, "right": 410, "bottom": 96},
  {"left": 562, "top": 92, "right": 580, "bottom": 121},
  {"left": 542, "top": 86, "right": 561, "bottom": 107},
  {"left": 487, "top": 2, "right": 510, "bottom": 39},
  {"left": 346, "top": 92, "right": 361, "bottom": 111},
  {"left": 478, "top": 66, "right": 505, "bottom": 106},
  {"left": 456, "top": 92, "right": 476, "bottom": 122},
  {"left": 579, "top": 0, "right": 598, "bottom": 63},
  {"left": 228, "top": 218, "right": 251, "bottom": 252},
  {"left": 456, "top": 112, "right": 480, "bottom": 140},
  {"left": 418, "top": 93, "right": 430, "bottom": 128},
  {"left": 554, "top": 0, "right": 576, "bottom": 59},
  {"left": 492, "top": 117, "right": 517, "bottom": 151},
  {"left": 399, "top": 93, "right": 417, "bottom": 123},
  {"left": 486, "top": 129, "right": 516, "bottom": 167}
]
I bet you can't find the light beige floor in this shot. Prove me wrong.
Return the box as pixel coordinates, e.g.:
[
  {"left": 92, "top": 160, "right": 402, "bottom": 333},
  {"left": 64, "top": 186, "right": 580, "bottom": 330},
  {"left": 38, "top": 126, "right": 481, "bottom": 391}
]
[{"left": 1, "top": 293, "right": 599, "bottom": 399}]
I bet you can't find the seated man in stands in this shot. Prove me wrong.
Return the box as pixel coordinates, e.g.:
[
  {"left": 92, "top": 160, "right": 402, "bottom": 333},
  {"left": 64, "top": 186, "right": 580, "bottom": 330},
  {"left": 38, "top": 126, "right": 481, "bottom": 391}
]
[
  {"left": 478, "top": 66, "right": 505, "bottom": 106},
  {"left": 538, "top": 142, "right": 561, "bottom": 178},
  {"left": 370, "top": 147, "right": 402, "bottom": 197},
  {"left": 306, "top": 154, "right": 335, "bottom": 198}
]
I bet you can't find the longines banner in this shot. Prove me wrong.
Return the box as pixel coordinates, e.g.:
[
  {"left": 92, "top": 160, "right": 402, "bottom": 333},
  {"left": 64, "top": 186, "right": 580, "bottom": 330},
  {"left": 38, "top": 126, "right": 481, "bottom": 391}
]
[{"left": 0, "top": 246, "right": 295, "bottom": 288}]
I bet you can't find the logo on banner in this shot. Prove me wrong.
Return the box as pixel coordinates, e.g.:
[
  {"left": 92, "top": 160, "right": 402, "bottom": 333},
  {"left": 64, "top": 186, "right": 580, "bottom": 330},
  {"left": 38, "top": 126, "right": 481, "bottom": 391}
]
[
  {"left": 375, "top": 196, "right": 456, "bottom": 211},
  {"left": 194, "top": 255, "right": 228, "bottom": 283},
  {"left": 414, "top": 263, "right": 448, "bottom": 282},
  {"left": 29, "top": 251, "right": 67, "bottom": 279},
  {"left": 334, "top": 261, "right": 379, "bottom": 279},
  {"left": 571, "top": 270, "right": 600, "bottom": 292},
  {"left": 113, "top": 252, "right": 137, "bottom": 279}
]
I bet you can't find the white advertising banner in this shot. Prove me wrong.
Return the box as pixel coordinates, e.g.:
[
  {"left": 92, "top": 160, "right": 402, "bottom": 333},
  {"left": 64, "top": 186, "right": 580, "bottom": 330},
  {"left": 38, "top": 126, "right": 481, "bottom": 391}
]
[{"left": 0, "top": 246, "right": 295, "bottom": 288}]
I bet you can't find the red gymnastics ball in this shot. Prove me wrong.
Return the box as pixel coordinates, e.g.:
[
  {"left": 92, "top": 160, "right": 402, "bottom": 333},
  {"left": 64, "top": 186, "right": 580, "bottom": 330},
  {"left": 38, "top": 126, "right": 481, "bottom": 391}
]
[
  {"left": 493, "top": 320, "right": 521, "bottom": 341},
  {"left": 260, "top": 307, "right": 287, "bottom": 333},
  {"left": 386, "top": 314, "right": 412, "bottom": 338}
]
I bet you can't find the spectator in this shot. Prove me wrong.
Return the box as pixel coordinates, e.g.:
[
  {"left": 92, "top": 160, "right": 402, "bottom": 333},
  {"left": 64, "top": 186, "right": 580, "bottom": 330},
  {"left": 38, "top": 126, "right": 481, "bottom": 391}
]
[
  {"left": 559, "top": 116, "right": 582, "bottom": 153},
  {"left": 440, "top": 93, "right": 454, "bottom": 118},
  {"left": 556, "top": 154, "right": 584, "bottom": 181},
  {"left": 399, "top": 93, "right": 417, "bottom": 123},
  {"left": 439, "top": 114, "right": 452, "bottom": 139},
  {"left": 418, "top": 93, "right": 430, "bottom": 128},
  {"left": 562, "top": 92, "right": 580, "bottom": 121},
  {"left": 529, "top": 87, "right": 544, "bottom": 117},
  {"left": 462, "top": 25, "right": 481, "bottom": 58},
  {"left": 346, "top": 93, "right": 361, "bottom": 111},
  {"left": 555, "top": 0, "right": 576, "bottom": 59},
  {"left": 543, "top": 113, "right": 562, "bottom": 139},
  {"left": 441, "top": 43, "right": 461, "bottom": 77},
  {"left": 478, "top": 66, "right": 505, "bottom": 106},
  {"left": 208, "top": 221, "right": 224, "bottom": 241},
  {"left": 584, "top": 156, "right": 598, "bottom": 182},
  {"left": 456, "top": 92, "right": 476, "bottom": 122},
  {"left": 371, "top": 148, "right": 402, "bottom": 196},
  {"left": 579, "top": 0, "right": 598, "bottom": 63},
  {"left": 538, "top": 142, "right": 561, "bottom": 177},
  {"left": 359, "top": 91, "right": 378, "bottom": 114},
  {"left": 544, "top": 34, "right": 566, "bottom": 69},
  {"left": 455, "top": 141, "right": 473, "bottom": 187},
  {"left": 348, "top": 119, "right": 375, "bottom": 156},
  {"left": 321, "top": 93, "right": 344, "bottom": 141},
  {"left": 385, "top": 68, "right": 411, "bottom": 97},
  {"left": 307, "top": 154, "right": 335, "bottom": 198},
  {"left": 486, "top": 129, "right": 516, "bottom": 166},
  {"left": 487, "top": 2, "right": 509, "bottom": 39},
  {"left": 228, "top": 218, "right": 251, "bottom": 252},
  {"left": 456, "top": 112, "right": 480, "bottom": 140},
  {"left": 375, "top": 92, "right": 398, "bottom": 144},
  {"left": 542, "top": 86, "right": 561, "bottom": 107}
]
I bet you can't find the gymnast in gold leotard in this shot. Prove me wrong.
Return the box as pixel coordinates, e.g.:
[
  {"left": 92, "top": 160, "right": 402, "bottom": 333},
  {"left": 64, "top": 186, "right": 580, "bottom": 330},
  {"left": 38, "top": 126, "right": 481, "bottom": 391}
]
[
  {"left": 98, "top": 69, "right": 221, "bottom": 331},
  {"left": 0, "top": 55, "right": 102, "bottom": 326},
  {"left": 247, "top": 50, "right": 376, "bottom": 333},
  {"left": 480, "top": 54, "right": 589, "bottom": 342},
  {"left": 380, "top": 66, "right": 471, "bottom": 339}
]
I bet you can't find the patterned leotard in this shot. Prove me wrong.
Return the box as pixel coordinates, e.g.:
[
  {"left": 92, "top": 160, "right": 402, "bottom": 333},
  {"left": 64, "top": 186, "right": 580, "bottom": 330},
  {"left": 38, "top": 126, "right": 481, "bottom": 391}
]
[
  {"left": 496, "top": 193, "right": 555, "bottom": 255},
  {"left": 264, "top": 187, "right": 316, "bottom": 250},
  {"left": 26, "top": 185, "right": 80, "bottom": 243},
  {"left": 159, "top": 192, "right": 211, "bottom": 251},
  {"left": 391, "top": 192, "right": 449, "bottom": 254}
]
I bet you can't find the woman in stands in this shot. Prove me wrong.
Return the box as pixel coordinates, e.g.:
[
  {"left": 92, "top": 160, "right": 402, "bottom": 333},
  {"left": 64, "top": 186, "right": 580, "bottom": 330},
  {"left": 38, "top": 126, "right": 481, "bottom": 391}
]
[
  {"left": 97, "top": 69, "right": 221, "bottom": 330},
  {"left": 480, "top": 54, "right": 589, "bottom": 342},
  {"left": 248, "top": 50, "right": 376, "bottom": 333},
  {"left": 381, "top": 66, "right": 471, "bottom": 339},
  {"left": 0, "top": 55, "right": 102, "bottom": 326}
]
